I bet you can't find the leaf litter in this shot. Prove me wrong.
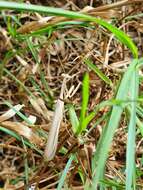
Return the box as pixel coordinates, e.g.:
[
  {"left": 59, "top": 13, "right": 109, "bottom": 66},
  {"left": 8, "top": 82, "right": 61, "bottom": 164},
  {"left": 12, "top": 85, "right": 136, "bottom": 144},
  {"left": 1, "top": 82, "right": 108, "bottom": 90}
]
[{"left": 0, "top": 0, "right": 143, "bottom": 189}]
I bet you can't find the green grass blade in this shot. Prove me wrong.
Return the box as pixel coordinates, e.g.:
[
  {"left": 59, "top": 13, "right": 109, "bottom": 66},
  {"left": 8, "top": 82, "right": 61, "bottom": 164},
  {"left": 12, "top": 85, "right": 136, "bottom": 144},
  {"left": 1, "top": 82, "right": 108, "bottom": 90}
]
[
  {"left": 69, "top": 97, "right": 128, "bottom": 137},
  {"left": 101, "top": 179, "right": 124, "bottom": 189},
  {"left": 136, "top": 106, "right": 143, "bottom": 118},
  {"left": 0, "top": 51, "right": 13, "bottom": 80},
  {"left": 85, "top": 112, "right": 110, "bottom": 138},
  {"left": 77, "top": 73, "right": 89, "bottom": 134},
  {"left": 0, "top": 126, "right": 43, "bottom": 154},
  {"left": 136, "top": 116, "right": 143, "bottom": 136},
  {"left": 4, "top": 101, "right": 33, "bottom": 125},
  {"left": 57, "top": 154, "right": 75, "bottom": 190},
  {"left": 82, "top": 99, "right": 129, "bottom": 132},
  {"left": 4, "top": 68, "right": 35, "bottom": 99},
  {"left": 84, "top": 58, "right": 112, "bottom": 86},
  {"left": 40, "top": 71, "right": 54, "bottom": 101},
  {"left": 30, "top": 76, "right": 53, "bottom": 107},
  {"left": 91, "top": 59, "right": 139, "bottom": 189},
  {"left": 28, "top": 21, "right": 90, "bottom": 37},
  {"left": 0, "top": 1, "right": 138, "bottom": 58},
  {"left": 21, "top": 138, "right": 29, "bottom": 188},
  {"left": 126, "top": 69, "right": 139, "bottom": 190},
  {"left": 68, "top": 105, "right": 79, "bottom": 134},
  {"left": 95, "top": 19, "right": 138, "bottom": 59},
  {"left": 26, "top": 37, "right": 40, "bottom": 64}
]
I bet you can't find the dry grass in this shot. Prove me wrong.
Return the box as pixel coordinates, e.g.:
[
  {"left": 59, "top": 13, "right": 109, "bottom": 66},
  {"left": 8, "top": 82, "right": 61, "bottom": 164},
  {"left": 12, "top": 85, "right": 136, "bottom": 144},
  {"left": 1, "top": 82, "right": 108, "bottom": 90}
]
[{"left": 0, "top": 0, "right": 143, "bottom": 189}]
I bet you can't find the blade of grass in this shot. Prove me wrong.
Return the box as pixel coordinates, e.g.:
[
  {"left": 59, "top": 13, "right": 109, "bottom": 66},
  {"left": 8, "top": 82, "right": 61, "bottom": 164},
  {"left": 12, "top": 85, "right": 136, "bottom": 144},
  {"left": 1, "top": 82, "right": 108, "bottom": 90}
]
[
  {"left": 126, "top": 68, "right": 139, "bottom": 190},
  {"left": 68, "top": 104, "right": 79, "bottom": 134},
  {"left": 0, "top": 103, "right": 24, "bottom": 122},
  {"left": 20, "top": 21, "right": 90, "bottom": 37},
  {"left": 40, "top": 71, "right": 54, "bottom": 101},
  {"left": 136, "top": 116, "right": 143, "bottom": 136},
  {"left": 69, "top": 98, "right": 129, "bottom": 136},
  {"left": 21, "top": 138, "right": 29, "bottom": 189},
  {"left": 0, "top": 51, "right": 13, "bottom": 80},
  {"left": 0, "top": 126, "right": 43, "bottom": 154},
  {"left": 4, "top": 101, "right": 33, "bottom": 125},
  {"left": 30, "top": 76, "right": 53, "bottom": 107},
  {"left": 91, "top": 59, "right": 139, "bottom": 189},
  {"left": 77, "top": 73, "right": 89, "bottom": 134},
  {"left": 82, "top": 99, "right": 129, "bottom": 133},
  {"left": 127, "top": 105, "right": 143, "bottom": 136},
  {"left": 53, "top": 20, "right": 91, "bottom": 31},
  {"left": 136, "top": 106, "right": 143, "bottom": 118},
  {"left": 4, "top": 68, "right": 35, "bottom": 98},
  {"left": 100, "top": 179, "right": 124, "bottom": 189},
  {"left": 85, "top": 111, "right": 110, "bottom": 137},
  {"left": 7, "top": 16, "right": 17, "bottom": 37},
  {"left": 57, "top": 154, "right": 75, "bottom": 190},
  {"left": 0, "top": 1, "right": 138, "bottom": 58},
  {"left": 84, "top": 58, "right": 112, "bottom": 86},
  {"left": 26, "top": 37, "right": 40, "bottom": 65}
]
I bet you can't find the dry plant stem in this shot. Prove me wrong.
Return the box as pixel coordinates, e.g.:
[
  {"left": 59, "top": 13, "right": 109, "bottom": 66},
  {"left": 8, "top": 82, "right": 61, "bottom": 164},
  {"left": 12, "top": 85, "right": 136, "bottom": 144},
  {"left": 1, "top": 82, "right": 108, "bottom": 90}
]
[
  {"left": 89, "top": 0, "right": 143, "bottom": 12},
  {"left": 17, "top": 0, "right": 142, "bottom": 34},
  {"left": 17, "top": 16, "right": 68, "bottom": 33},
  {"left": 1, "top": 121, "right": 42, "bottom": 146},
  {"left": 0, "top": 144, "right": 26, "bottom": 152},
  {"left": 44, "top": 76, "right": 67, "bottom": 161}
]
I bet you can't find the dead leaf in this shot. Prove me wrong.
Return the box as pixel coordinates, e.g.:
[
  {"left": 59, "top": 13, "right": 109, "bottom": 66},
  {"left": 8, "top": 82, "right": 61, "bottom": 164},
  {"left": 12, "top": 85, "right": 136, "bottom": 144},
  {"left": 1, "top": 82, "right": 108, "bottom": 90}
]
[
  {"left": 1, "top": 121, "right": 42, "bottom": 146},
  {"left": 29, "top": 97, "right": 52, "bottom": 121}
]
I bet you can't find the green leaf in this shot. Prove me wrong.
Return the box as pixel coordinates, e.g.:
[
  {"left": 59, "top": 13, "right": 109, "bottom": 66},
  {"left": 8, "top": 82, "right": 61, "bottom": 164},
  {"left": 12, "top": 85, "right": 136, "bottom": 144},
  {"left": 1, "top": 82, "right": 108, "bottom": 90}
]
[
  {"left": 91, "top": 59, "right": 139, "bottom": 189},
  {"left": 68, "top": 105, "right": 79, "bottom": 134},
  {"left": 82, "top": 98, "right": 128, "bottom": 132},
  {"left": 77, "top": 73, "right": 89, "bottom": 134},
  {"left": 57, "top": 154, "right": 75, "bottom": 190},
  {"left": 126, "top": 68, "right": 139, "bottom": 190}
]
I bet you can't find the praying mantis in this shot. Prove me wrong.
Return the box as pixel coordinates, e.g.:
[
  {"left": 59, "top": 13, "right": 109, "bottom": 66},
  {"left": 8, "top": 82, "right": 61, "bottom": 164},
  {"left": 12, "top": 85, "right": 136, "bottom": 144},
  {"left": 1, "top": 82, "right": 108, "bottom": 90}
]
[{"left": 44, "top": 74, "right": 69, "bottom": 161}]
